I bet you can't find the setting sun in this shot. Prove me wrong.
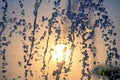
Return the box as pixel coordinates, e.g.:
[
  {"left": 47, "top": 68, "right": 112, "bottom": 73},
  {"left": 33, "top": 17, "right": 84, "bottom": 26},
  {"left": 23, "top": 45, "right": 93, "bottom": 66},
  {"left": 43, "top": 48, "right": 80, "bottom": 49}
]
[{"left": 52, "top": 44, "right": 71, "bottom": 64}]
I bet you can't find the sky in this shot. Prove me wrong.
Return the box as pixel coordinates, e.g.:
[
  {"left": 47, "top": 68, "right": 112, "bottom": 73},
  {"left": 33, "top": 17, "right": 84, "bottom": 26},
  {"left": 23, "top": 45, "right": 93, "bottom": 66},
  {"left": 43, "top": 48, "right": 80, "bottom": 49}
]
[{"left": 104, "top": 0, "right": 120, "bottom": 53}]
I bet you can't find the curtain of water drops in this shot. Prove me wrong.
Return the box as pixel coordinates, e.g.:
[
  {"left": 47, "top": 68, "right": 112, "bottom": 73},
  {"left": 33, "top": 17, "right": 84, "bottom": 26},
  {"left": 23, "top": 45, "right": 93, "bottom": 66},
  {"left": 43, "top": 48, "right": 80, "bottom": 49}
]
[{"left": 0, "top": 0, "right": 120, "bottom": 80}]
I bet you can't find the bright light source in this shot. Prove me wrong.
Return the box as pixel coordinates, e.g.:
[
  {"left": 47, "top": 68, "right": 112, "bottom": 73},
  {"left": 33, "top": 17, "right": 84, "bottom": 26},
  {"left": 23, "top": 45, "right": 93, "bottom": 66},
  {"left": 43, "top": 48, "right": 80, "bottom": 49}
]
[{"left": 52, "top": 44, "right": 71, "bottom": 65}]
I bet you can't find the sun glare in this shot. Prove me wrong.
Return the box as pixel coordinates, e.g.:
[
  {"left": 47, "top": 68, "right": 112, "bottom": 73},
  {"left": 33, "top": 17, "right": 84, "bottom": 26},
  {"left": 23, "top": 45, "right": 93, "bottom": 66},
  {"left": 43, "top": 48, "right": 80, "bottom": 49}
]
[{"left": 52, "top": 44, "right": 71, "bottom": 64}]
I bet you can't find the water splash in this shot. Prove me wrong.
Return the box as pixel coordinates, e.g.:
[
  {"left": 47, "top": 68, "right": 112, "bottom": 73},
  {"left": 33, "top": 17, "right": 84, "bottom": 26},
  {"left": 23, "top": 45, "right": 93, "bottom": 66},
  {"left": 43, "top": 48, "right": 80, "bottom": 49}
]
[{"left": 0, "top": 0, "right": 119, "bottom": 80}]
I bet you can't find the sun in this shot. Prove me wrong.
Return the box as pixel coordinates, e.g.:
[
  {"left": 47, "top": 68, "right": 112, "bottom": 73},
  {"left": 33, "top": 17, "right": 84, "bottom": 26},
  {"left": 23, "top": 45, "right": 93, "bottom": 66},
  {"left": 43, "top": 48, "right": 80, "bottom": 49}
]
[{"left": 51, "top": 44, "right": 71, "bottom": 64}]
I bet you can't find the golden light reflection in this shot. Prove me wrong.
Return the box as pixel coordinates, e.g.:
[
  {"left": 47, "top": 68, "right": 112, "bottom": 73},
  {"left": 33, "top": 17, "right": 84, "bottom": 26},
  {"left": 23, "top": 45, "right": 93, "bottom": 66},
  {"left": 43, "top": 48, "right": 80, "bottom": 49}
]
[{"left": 51, "top": 44, "right": 71, "bottom": 64}]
